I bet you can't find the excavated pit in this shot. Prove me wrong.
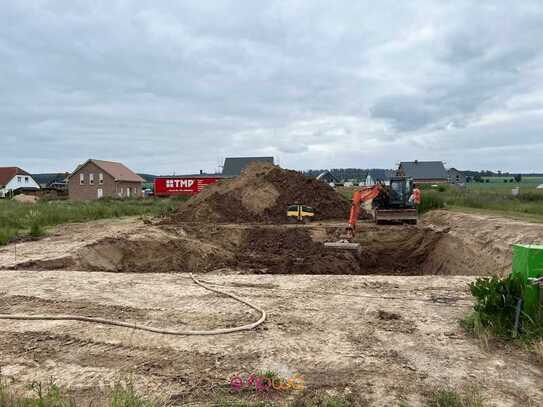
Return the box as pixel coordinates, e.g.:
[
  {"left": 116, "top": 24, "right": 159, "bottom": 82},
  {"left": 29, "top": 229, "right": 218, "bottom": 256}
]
[{"left": 14, "top": 222, "right": 484, "bottom": 276}]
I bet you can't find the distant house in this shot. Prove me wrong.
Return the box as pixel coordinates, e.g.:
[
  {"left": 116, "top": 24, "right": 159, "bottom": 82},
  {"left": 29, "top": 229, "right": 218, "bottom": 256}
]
[
  {"left": 360, "top": 169, "right": 393, "bottom": 186},
  {"left": 33, "top": 173, "right": 70, "bottom": 191},
  {"left": 448, "top": 168, "right": 466, "bottom": 185},
  {"left": 222, "top": 156, "right": 274, "bottom": 176},
  {"left": 398, "top": 160, "right": 448, "bottom": 185},
  {"left": 0, "top": 167, "right": 40, "bottom": 198},
  {"left": 68, "top": 159, "right": 145, "bottom": 201},
  {"left": 316, "top": 170, "right": 339, "bottom": 185}
]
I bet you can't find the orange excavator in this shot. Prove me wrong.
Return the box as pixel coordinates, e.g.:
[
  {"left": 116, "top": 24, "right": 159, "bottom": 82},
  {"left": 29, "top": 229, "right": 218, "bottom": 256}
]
[{"left": 325, "top": 176, "right": 420, "bottom": 252}]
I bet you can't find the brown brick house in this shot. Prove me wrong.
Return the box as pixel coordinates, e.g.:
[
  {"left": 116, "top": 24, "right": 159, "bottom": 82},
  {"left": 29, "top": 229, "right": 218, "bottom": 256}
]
[{"left": 68, "top": 159, "right": 145, "bottom": 201}]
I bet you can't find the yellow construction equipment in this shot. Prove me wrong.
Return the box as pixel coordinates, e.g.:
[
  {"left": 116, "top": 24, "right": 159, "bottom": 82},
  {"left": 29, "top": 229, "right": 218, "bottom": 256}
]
[{"left": 287, "top": 204, "right": 315, "bottom": 223}]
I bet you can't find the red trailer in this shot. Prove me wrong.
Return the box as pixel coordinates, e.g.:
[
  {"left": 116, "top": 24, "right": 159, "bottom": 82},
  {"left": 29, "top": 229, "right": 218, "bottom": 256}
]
[{"left": 154, "top": 175, "right": 228, "bottom": 196}]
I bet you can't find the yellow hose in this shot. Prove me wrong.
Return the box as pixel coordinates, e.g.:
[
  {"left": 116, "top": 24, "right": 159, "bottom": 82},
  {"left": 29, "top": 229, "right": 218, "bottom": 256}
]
[{"left": 0, "top": 273, "right": 266, "bottom": 335}]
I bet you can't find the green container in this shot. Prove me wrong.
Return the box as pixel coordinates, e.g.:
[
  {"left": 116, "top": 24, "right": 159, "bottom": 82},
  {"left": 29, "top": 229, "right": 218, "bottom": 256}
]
[{"left": 512, "top": 244, "right": 543, "bottom": 317}]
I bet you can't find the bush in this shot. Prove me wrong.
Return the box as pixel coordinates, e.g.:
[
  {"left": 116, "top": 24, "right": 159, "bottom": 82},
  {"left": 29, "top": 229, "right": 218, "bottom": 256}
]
[
  {"left": 463, "top": 275, "right": 543, "bottom": 340},
  {"left": 417, "top": 192, "right": 445, "bottom": 214}
]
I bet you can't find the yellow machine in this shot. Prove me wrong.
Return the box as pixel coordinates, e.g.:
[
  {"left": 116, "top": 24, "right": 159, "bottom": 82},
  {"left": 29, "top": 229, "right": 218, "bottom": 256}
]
[{"left": 287, "top": 204, "right": 315, "bottom": 223}]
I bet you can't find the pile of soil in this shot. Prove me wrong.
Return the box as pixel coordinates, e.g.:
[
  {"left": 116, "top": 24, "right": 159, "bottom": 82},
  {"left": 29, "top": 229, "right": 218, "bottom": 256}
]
[
  {"left": 170, "top": 163, "right": 350, "bottom": 223},
  {"left": 13, "top": 194, "right": 38, "bottom": 203},
  {"left": 234, "top": 227, "right": 362, "bottom": 274}
]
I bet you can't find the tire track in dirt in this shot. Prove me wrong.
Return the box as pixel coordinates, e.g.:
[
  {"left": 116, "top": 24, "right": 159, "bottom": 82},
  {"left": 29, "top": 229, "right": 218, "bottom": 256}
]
[
  {"left": 0, "top": 295, "right": 149, "bottom": 320},
  {"left": 0, "top": 330, "right": 259, "bottom": 384}
]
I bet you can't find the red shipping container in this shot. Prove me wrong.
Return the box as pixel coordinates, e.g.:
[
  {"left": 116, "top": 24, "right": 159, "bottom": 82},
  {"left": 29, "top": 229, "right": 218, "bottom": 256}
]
[{"left": 154, "top": 176, "right": 225, "bottom": 196}]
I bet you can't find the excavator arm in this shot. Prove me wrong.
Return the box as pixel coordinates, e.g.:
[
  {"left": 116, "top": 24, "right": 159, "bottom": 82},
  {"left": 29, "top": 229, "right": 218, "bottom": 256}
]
[
  {"left": 324, "top": 184, "right": 384, "bottom": 253},
  {"left": 345, "top": 185, "right": 384, "bottom": 238}
]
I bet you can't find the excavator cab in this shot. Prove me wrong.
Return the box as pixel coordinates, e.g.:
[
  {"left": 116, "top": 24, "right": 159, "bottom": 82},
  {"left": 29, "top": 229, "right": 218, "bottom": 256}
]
[
  {"left": 287, "top": 204, "right": 315, "bottom": 223},
  {"left": 388, "top": 177, "right": 415, "bottom": 208},
  {"left": 374, "top": 176, "right": 417, "bottom": 224}
]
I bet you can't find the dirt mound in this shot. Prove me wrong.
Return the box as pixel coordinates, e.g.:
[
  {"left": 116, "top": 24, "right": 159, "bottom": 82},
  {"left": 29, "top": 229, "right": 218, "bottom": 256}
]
[
  {"left": 13, "top": 194, "right": 38, "bottom": 203},
  {"left": 170, "top": 163, "right": 350, "bottom": 223},
  {"left": 235, "top": 227, "right": 362, "bottom": 274},
  {"left": 75, "top": 236, "right": 233, "bottom": 273}
]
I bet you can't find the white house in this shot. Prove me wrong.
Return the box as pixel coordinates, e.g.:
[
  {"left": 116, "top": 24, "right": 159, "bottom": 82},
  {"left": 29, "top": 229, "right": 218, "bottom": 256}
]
[{"left": 0, "top": 167, "right": 40, "bottom": 198}]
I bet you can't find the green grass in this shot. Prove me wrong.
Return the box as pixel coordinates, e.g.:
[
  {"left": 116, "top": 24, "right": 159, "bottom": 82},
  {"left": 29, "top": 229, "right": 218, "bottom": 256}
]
[
  {"left": 426, "top": 387, "right": 485, "bottom": 407},
  {"left": 0, "top": 376, "right": 155, "bottom": 407},
  {"left": 468, "top": 176, "right": 543, "bottom": 190},
  {"left": 0, "top": 197, "right": 188, "bottom": 246},
  {"left": 440, "top": 186, "right": 543, "bottom": 220}
]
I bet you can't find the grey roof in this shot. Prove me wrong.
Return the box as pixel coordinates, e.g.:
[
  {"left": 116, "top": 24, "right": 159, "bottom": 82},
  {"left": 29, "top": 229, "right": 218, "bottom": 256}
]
[
  {"left": 316, "top": 171, "right": 339, "bottom": 183},
  {"left": 222, "top": 156, "right": 274, "bottom": 176},
  {"left": 32, "top": 173, "right": 69, "bottom": 186},
  {"left": 447, "top": 168, "right": 464, "bottom": 174},
  {"left": 399, "top": 161, "right": 448, "bottom": 180},
  {"left": 366, "top": 169, "right": 392, "bottom": 181}
]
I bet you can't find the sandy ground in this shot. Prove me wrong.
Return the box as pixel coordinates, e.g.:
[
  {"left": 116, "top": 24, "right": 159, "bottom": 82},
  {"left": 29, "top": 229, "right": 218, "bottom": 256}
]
[
  {"left": 0, "top": 271, "right": 542, "bottom": 406},
  {"left": 1, "top": 211, "right": 543, "bottom": 405},
  {"left": 423, "top": 210, "right": 543, "bottom": 276},
  {"left": 0, "top": 217, "right": 144, "bottom": 270}
]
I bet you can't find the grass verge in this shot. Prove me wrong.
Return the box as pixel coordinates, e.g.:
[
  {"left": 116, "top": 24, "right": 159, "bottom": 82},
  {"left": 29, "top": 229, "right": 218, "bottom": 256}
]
[
  {"left": 0, "top": 375, "right": 156, "bottom": 407},
  {"left": 426, "top": 386, "right": 485, "bottom": 407},
  {"left": 0, "top": 197, "right": 188, "bottom": 246}
]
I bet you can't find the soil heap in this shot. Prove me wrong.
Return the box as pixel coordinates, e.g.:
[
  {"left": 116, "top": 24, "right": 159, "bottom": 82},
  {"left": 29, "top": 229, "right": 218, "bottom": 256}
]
[{"left": 171, "top": 162, "right": 350, "bottom": 223}]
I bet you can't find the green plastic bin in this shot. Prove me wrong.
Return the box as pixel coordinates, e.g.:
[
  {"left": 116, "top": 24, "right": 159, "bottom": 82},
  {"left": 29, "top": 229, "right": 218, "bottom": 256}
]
[{"left": 512, "top": 244, "right": 543, "bottom": 317}]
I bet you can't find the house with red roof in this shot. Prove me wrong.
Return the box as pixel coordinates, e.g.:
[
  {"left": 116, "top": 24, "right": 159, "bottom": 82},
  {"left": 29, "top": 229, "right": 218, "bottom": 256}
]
[
  {"left": 0, "top": 167, "right": 41, "bottom": 198},
  {"left": 68, "top": 159, "right": 145, "bottom": 201}
]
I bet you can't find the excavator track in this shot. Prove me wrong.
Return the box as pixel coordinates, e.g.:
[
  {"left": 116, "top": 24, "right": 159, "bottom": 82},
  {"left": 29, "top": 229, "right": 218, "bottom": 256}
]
[{"left": 374, "top": 208, "right": 418, "bottom": 224}]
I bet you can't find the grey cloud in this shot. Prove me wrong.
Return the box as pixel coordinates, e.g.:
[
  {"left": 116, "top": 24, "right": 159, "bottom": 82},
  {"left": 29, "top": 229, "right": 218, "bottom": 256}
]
[{"left": 1, "top": 1, "right": 543, "bottom": 173}]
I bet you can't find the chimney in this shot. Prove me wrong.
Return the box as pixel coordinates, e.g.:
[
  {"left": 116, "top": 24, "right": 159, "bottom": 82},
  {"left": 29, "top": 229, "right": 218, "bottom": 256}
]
[
  {"left": 200, "top": 169, "right": 203, "bottom": 175},
  {"left": 414, "top": 159, "right": 418, "bottom": 164}
]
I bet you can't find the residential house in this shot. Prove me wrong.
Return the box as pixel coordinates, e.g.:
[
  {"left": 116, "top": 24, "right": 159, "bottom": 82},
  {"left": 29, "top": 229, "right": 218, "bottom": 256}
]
[
  {"left": 68, "top": 159, "right": 145, "bottom": 201},
  {"left": 398, "top": 160, "right": 448, "bottom": 185},
  {"left": 0, "top": 167, "right": 40, "bottom": 198},
  {"left": 316, "top": 170, "right": 339, "bottom": 185},
  {"left": 448, "top": 168, "right": 467, "bottom": 185},
  {"left": 33, "top": 172, "right": 70, "bottom": 191},
  {"left": 222, "top": 156, "right": 274, "bottom": 176},
  {"left": 360, "top": 169, "right": 393, "bottom": 186}
]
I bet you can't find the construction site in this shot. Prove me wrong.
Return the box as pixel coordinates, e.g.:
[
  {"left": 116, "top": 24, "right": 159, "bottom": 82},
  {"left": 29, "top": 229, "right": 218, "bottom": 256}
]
[{"left": 1, "top": 163, "right": 542, "bottom": 406}]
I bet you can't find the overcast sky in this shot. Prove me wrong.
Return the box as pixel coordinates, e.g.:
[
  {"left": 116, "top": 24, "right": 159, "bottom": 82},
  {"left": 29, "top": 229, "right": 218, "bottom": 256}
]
[{"left": 2, "top": 1, "right": 543, "bottom": 174}]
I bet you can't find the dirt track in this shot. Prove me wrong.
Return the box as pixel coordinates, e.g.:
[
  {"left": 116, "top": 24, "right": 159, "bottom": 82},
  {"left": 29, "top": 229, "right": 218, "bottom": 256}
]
[{"left": 1, "top": 210, "right": 543, "bottom": 405}]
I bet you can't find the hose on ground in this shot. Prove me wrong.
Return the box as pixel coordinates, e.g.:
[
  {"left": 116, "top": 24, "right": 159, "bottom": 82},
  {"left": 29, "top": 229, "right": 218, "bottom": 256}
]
[{"left": 0, "top": 273, "right": 266, "bottom": 335}]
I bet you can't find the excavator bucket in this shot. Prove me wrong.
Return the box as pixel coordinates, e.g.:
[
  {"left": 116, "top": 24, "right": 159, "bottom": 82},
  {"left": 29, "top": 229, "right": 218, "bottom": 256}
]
[{"left": 324, "top": 241, "right": 362, "bottom": 254}]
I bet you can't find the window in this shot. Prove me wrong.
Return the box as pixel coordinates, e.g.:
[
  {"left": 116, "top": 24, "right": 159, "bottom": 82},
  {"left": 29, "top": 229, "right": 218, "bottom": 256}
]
[
  {"left": 89, "top": 173, "right": 94, "bottom": 185},
  {"left": 17, "top": 176, "right": 22, "bottom": 183},
  {"left": 80, "top": 173, "right": 85, "bottom": 185},
  {"left": 99, "top": 173, "right": 104, "bottom": 184},
  {"left": 25, "top": 177, "right": 29, "bottom": 183}
]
